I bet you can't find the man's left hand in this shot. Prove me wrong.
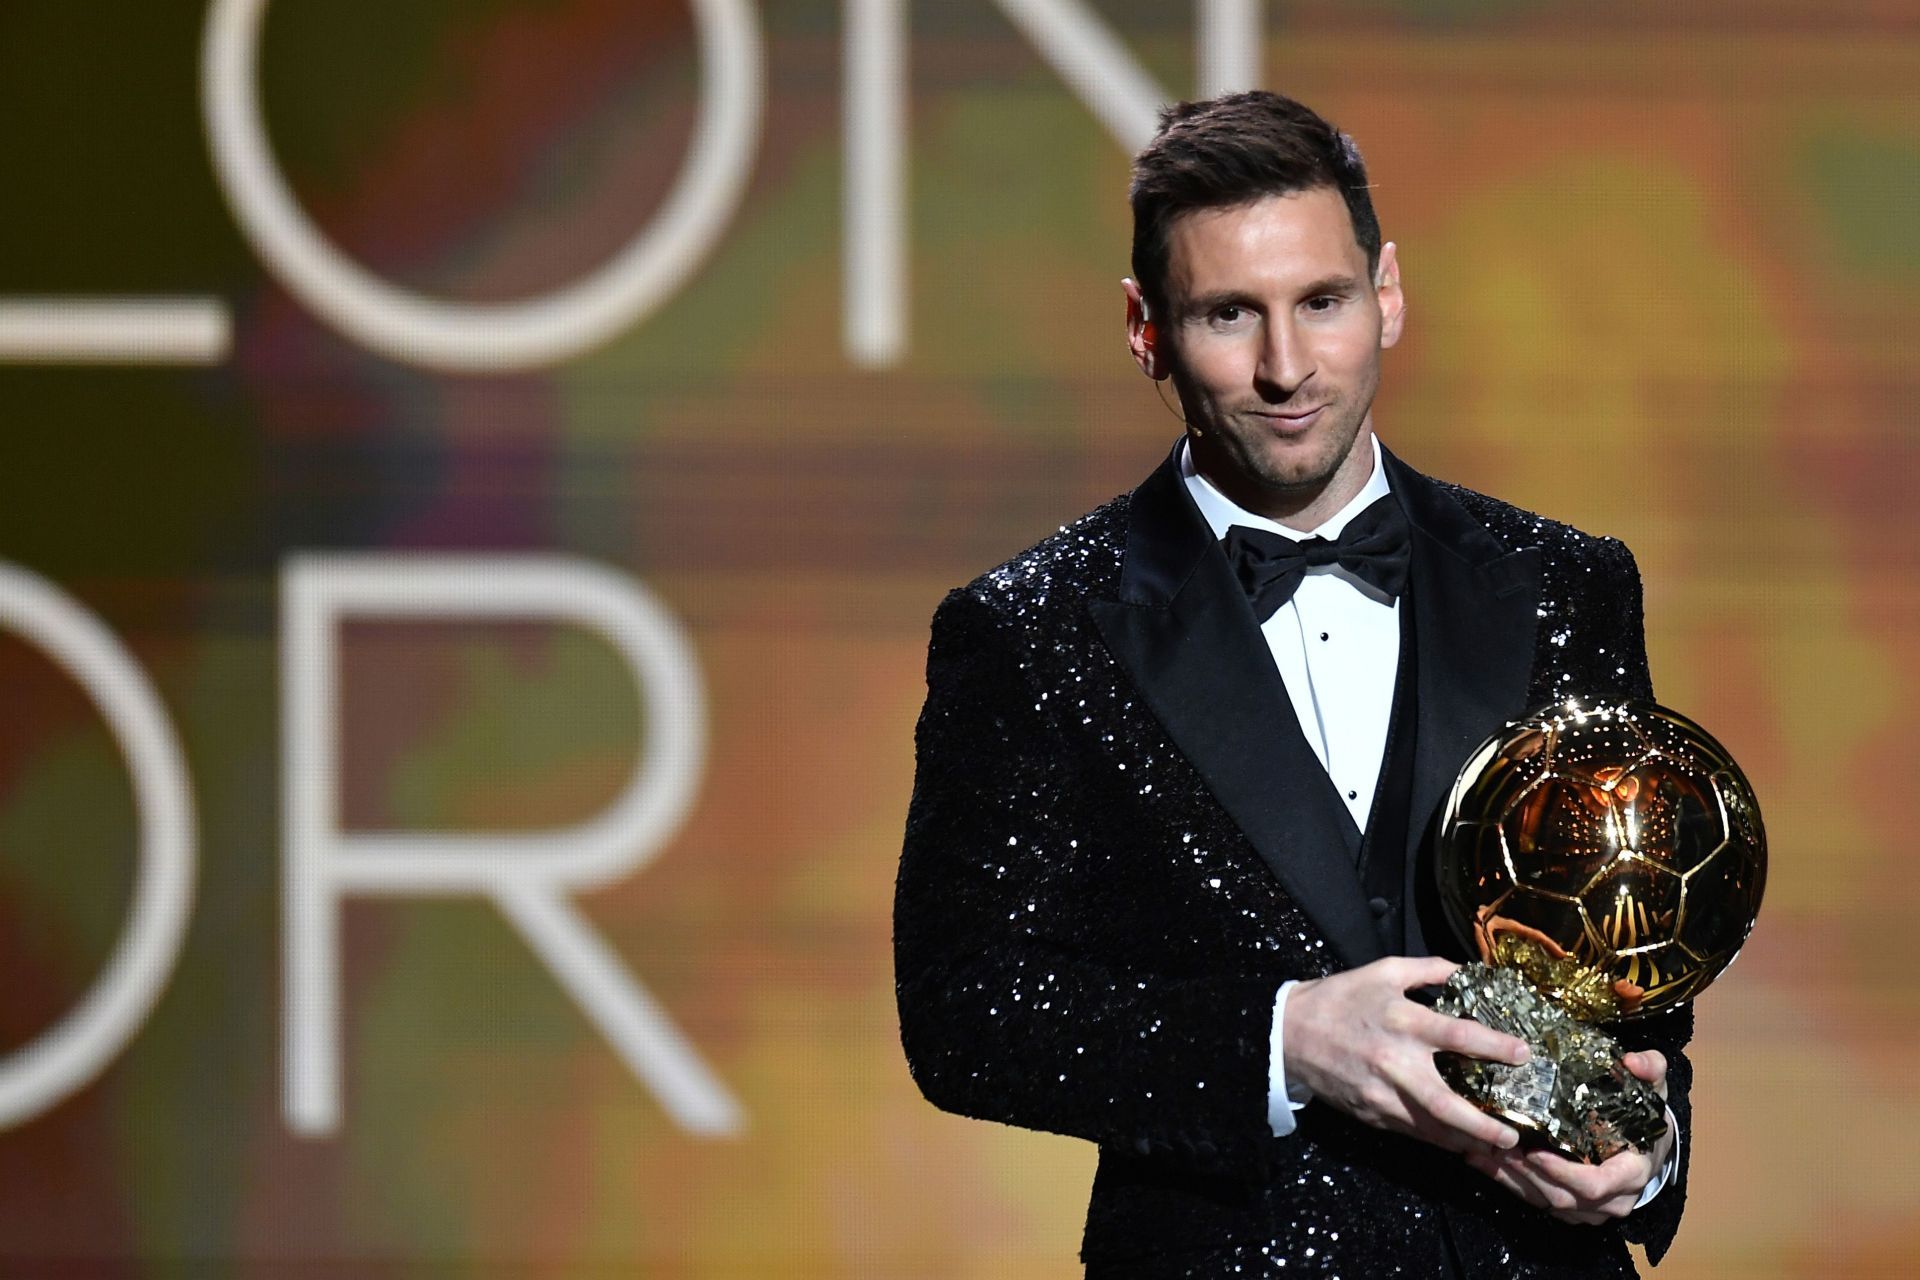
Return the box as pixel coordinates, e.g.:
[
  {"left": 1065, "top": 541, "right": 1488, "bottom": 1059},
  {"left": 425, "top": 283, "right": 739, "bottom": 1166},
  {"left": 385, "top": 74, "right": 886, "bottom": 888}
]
[{"left": 1464, "top": 1049, "right": 1674, "bottom": 1225}]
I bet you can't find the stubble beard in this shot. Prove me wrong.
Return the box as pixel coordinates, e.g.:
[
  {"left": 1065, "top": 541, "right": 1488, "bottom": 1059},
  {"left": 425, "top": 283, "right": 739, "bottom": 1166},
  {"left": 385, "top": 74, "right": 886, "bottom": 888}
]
[
  {"left": 1168, "top": 338, "right": 1383, "bottom": 516},
  {"left": 1188, "top": 392, "right": 1370, "bottom": 508}
]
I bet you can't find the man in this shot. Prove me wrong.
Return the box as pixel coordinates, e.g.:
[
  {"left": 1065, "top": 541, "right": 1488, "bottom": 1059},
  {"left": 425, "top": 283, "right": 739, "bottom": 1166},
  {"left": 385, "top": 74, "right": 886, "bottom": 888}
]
[{"left": 894, "top": 91, "right": 1691, "bottom": 1277}]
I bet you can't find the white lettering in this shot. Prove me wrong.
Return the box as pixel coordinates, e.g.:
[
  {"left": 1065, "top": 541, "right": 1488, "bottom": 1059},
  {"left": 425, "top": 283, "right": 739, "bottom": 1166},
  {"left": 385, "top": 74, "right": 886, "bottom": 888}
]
[
  {"left": 202, "top": 0, "right": 765, "bottom": 372},
  {"left": 0, "top": 564, "right": 196, "bottom": 1126},
  {"left": 1197, "top": 0, "right": 1264, "bottom": 97},
  {"left": 844, "top": 0, "right": 1267, "bottom": 366},
  {"left": 281, "top": 554, "right": 739, "bottom": 1136},
  {"left": 844, "top": 0, "right": 907, "bottom": 368},
  {"left": 0, "top": 299, "right": 228, "bottom": 365}
]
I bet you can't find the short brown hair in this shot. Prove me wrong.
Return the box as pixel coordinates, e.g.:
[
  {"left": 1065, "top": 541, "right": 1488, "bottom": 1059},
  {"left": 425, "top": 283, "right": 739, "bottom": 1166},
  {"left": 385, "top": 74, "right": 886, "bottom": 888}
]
[{"left": 1129, "top": 91, "right": 1381, "bottom": 317}]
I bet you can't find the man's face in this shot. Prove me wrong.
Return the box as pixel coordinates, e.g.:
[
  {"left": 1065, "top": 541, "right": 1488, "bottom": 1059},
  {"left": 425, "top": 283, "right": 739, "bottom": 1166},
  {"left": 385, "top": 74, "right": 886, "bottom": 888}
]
[{"left": 1134, "top": 187, "right": 1404, "bottom": 514}]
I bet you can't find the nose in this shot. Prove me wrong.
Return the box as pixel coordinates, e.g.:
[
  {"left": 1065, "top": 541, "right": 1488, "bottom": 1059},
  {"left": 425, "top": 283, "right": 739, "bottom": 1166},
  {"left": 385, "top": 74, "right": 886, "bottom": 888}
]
[{"left": 1255, "top": 315, "right": 1314, "bottom": 399}]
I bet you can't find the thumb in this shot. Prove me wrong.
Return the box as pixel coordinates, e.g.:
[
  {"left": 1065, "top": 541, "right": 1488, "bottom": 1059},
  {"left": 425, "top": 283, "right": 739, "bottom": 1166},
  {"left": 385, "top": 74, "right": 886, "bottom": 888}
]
[{"left": 1623, "top": 1049, "right": 1667, "bottom": 1086}]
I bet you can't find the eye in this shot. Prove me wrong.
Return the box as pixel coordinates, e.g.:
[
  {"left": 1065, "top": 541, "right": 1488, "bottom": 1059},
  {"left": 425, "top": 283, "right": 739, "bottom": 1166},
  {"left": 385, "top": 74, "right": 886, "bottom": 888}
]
[
  {"left": 1304, "top": 295, "right": 1341, "bottom": 313},
  {"left": 1212, "top": 304, "right": 1248, "bottom": 325}
]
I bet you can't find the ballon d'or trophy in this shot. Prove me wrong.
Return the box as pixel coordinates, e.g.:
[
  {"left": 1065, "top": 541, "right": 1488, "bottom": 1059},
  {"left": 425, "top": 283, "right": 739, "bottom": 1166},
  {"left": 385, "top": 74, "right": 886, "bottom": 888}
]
[{"left": 1433, "top": 698, "right": 1766, "bottom": 1162}]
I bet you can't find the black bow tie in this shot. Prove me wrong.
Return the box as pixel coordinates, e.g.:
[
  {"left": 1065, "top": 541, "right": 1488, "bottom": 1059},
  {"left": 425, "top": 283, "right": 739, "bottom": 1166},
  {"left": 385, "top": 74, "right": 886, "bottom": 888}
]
[{"left": 1221, "top": 495, "right": 1411, "bottom": 622}]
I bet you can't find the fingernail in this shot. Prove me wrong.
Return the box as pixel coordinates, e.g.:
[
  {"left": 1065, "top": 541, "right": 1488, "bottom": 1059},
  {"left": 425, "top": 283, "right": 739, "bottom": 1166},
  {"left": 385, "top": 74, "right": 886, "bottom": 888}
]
[{"left": 1512, "top": 1045, "right": 1530, "bottom": 1064}]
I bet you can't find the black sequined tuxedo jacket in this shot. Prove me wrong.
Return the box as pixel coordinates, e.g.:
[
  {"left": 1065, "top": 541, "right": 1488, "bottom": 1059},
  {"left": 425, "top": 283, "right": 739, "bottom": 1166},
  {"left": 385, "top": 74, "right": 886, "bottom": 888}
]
[{"left": 895, "top": 440, "right": 1693, "bottom": 1278}]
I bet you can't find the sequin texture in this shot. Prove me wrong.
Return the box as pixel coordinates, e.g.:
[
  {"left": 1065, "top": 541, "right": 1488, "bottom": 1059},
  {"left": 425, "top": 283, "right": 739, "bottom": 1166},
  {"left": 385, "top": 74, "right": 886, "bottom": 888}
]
[{"left": 896, "top": 450, "right": 1691, "bottom": 1278}]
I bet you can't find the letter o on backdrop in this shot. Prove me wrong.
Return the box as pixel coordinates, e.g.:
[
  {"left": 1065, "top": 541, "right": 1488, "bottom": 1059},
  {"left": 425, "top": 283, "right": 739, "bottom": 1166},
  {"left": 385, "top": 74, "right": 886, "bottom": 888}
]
[
  {"left": 202, "top": 0, "right": 765, "bottom": 372},
  {"left": 0, "top": 565, "right": 195, "bottom": 1128}
]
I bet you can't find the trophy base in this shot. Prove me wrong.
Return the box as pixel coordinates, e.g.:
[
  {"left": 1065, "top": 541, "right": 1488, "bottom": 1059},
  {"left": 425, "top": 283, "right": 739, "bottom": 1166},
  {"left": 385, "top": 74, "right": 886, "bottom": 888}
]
[{"left": 1434, "top": 962, "right": 1668, "bottom": 1163}]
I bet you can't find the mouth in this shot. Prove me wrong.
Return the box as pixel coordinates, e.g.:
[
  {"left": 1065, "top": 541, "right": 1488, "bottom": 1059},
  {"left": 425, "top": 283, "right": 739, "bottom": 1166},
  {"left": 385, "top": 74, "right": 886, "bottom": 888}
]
[{"left": 1251, "top": 405, "right": 1327, "bottom": 430}]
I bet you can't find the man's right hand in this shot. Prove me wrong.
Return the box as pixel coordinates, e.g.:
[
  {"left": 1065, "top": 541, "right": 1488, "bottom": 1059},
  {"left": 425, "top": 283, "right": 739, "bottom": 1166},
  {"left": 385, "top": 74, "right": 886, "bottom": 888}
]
[{"left": 1283, "top": 955, "right": 1528, "bottom": 1156}]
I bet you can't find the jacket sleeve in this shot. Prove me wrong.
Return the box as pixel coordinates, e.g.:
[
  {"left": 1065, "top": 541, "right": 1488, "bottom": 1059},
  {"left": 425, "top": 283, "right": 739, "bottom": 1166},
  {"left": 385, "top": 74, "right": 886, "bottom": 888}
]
[
  {"left": 894, "top": 587, "right": 1279, "bottom": 1178},
  {"left": 1595, "top": 537, "right": 1694, "bottom": 1265}
]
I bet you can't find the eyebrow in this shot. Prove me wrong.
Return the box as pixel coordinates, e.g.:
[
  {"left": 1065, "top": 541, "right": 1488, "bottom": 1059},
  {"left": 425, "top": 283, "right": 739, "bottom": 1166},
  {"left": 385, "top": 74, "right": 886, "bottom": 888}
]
[
  {"left": 1181, "top": 275, "right": 1367, "bottom": 317},
  {"left": 1296, "top": 274, "right": 1367, "bottom": 298}
]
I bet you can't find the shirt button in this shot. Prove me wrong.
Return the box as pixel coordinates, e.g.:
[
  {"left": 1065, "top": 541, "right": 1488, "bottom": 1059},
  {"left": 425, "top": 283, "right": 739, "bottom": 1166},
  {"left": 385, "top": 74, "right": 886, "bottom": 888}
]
[
  {"left": 1319, "top": 631, "right": 1330, "bottom": 641},
  {"left": 1347, "top": 789, "right": 1358, "bottom": 800}
]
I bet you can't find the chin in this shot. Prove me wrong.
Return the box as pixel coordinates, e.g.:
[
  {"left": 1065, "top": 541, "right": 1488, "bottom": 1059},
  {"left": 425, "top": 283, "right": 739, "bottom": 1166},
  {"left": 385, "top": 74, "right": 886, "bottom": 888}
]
[
  {"left": 1252, "top": 445, "right": 1346, "bottom": 494},
  {"left": 1258, "top": 466, "right": 1339, "bottom": 496}
]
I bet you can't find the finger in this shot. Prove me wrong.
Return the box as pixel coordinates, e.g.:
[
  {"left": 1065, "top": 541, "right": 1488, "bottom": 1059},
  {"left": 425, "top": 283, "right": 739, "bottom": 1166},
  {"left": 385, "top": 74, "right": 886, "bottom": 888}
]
[
  {"left": 1389, "top": 955, "right": 1463, "bottom": 991},
  {"left": 1622, "top": 1051, "right": 1671, "bottom": 1103},
  {"left": 1526, "top": 1148, "right": 1648, "bottom": 1203},
  {"left": 1479, "top": 1150, "right": 1625, "bottom": 1224},
  {"left": 1417, "top": 1008, "right": 1530, "bottom": 1064},
  {"left": 1506, "top": 1163, "right": 1579, "bottom": 1213},
  {"left": 1406, "top": 1069, "right": 1520, "bottom": 1148},
  {"left": 1593, "top": 1191, "right": 1643, "bottom": 1222},
  {"left": 1469, "top": 1153, "right": 1551, "bottom": 1210},
  {"left": 1385, "top": 1087, "right": 1500, "bottom": 1154},
  {"left": 1410, "top": 1079, "right": 1522, "bottom": 1151},
  {"left": 1622, "top": 1049, "right": 1667, "bottom": 1085},
  {"left": 1468, "top": 1147, "right": 1530, "bottom": 1185},
  {"left": 1523, "top": 1149, "right": 1615, "bottom": 1201}
]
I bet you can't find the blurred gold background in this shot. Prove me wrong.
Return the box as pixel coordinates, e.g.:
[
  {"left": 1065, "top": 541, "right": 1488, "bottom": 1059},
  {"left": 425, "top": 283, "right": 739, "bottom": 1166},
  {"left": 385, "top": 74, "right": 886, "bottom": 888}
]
[{"left": 0, "top": 2, "right": 1914, "bottom": 1275}]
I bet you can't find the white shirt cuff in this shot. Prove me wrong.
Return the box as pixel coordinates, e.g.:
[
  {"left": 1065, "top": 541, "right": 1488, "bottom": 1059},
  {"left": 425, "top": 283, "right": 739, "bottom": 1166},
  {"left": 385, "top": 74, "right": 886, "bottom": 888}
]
[
  {"left": 1267, "top": 979, "right": 1314, "bottom": 1137},
  {"left": 1633, "top": 1105, "right": 1682, "bottom": 1209},
  {"left": 1266, "top": 978, "right": 1679, "bottom": 1206}
]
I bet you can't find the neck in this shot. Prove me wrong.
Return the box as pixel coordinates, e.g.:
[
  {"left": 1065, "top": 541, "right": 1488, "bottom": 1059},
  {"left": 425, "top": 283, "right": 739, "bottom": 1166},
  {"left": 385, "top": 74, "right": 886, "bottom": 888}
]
[{"left": 1191, "top": 423, "right": 1378, "bottom": 532}]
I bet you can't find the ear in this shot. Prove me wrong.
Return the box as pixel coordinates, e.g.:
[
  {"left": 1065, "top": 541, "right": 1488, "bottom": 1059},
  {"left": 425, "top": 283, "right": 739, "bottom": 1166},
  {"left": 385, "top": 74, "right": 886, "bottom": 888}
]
[
  {"left": 1122, "top": 277, "right": 1168, "bottom": 381},
  {"left": 1375, "top": 242, "right": 1405, "bottom": 350}
]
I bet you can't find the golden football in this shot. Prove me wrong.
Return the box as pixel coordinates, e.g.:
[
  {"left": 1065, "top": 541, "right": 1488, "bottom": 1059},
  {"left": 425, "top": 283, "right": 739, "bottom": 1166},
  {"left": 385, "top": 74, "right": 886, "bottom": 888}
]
[{"left": 1435, "top": 698, "right": 1766, "bottom": 1020}]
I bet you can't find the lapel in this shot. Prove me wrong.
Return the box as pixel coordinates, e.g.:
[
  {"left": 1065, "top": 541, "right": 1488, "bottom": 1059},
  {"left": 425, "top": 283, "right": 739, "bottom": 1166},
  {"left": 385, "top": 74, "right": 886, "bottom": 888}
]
[
  {"left": 1088, "top": 439, "right": 1541, "bottom": 971},
  {"left": 1382, "top": 445, "right": 1542, "bottom": 890},
  {"left": 1089, "top": 441, "right": 1380, "bottom": 968}
]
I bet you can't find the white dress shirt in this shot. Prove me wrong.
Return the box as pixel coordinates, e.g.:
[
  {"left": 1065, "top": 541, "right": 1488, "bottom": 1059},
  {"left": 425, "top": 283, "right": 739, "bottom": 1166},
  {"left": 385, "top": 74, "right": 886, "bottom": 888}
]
[
  {"left": 1183, "top": 435, "right": 1401, "bottom": 831},
  {"left": 1180, "top": 433, "right": 1396, "bottom": 1139},
  {"left": 1179, "top": 434, "right": 1675, "bottom": 1206}
]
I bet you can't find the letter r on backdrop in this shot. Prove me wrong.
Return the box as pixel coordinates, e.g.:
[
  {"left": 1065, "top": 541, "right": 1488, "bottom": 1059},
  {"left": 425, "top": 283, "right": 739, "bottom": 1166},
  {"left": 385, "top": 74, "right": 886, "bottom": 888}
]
[{"left": 281, "top": 555, "right": 742, "bottom": 1137}]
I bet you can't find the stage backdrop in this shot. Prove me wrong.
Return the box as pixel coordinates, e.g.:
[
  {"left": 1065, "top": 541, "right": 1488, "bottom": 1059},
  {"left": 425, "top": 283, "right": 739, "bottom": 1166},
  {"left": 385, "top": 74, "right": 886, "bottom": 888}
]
[{"left": 1, "top": 1, "right": 1915, "bottom": 1276}]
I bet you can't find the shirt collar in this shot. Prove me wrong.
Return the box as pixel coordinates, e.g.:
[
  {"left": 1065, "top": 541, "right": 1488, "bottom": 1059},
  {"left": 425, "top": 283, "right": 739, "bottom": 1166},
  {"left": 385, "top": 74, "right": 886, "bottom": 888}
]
[{"left": 1180, "top": 432, "right": 1393, "bottom": 543}]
